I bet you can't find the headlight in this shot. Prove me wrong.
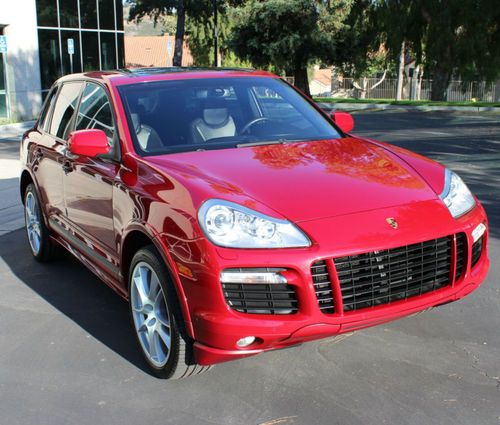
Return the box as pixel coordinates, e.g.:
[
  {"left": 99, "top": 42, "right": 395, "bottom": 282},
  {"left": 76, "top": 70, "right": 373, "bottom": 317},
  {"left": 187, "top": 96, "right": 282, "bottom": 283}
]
[
  {"left": 198, "top": 199, "right": 311, "bottom": 248},
  {"left": 440, "top": 169, "right": 476, "bottom": 218}
]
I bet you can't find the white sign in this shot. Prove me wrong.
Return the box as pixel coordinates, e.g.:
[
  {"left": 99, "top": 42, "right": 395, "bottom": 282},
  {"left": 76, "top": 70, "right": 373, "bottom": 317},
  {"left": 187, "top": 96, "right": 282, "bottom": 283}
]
[
  {"left": 0, "top": 36, "right": 7, "bottom": 54},
  {"left": 166, "top": 39, "right": 172, "bottom": 56},
  {"left": 67, "top": 38, "right": 75, "bottom": 55}
]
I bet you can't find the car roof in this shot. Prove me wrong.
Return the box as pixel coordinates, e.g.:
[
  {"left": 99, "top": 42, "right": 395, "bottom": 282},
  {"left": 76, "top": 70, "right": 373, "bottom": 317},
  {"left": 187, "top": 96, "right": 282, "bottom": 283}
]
[{"left": 57, "top": 67, "right": 277, "bottom": 87}]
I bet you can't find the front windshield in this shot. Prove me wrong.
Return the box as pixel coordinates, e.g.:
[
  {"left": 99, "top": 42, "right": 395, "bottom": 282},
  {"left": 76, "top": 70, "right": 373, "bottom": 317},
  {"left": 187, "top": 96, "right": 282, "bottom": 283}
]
[{"left": 118, "top": 77, "right": 341, "bottom": 155}]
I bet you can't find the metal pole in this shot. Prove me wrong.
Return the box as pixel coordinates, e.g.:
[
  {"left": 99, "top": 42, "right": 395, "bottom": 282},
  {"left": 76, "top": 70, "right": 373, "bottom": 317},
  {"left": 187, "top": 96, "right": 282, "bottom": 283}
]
[{"left": 213, "top": 0, "right": 218, "bottom": 67}]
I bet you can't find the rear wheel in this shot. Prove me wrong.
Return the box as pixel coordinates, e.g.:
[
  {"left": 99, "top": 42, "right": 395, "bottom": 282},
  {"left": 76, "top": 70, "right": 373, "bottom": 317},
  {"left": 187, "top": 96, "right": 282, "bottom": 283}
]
[
  {"left": 24, "top": 183, "right": 55, "bottom": 262},
  {"left": 128, "top": 246, "right": 213, "bottom": 379}
]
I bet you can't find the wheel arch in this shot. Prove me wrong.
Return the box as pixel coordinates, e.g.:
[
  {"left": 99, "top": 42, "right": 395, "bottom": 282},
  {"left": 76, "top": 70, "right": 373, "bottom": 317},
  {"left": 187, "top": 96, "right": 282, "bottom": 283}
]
[
  {"left": 120, "top": 224, "right": 195, "bottom": 339},
  {"left": 20, "top": 169, "right": 35, "bottom": 204}
]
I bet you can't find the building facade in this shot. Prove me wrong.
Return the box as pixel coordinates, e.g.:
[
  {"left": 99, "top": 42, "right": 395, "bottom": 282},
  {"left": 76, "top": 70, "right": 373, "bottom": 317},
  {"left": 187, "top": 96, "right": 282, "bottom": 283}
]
[{"left": 0, "top": 0, "right": 124, "bottom": 120}]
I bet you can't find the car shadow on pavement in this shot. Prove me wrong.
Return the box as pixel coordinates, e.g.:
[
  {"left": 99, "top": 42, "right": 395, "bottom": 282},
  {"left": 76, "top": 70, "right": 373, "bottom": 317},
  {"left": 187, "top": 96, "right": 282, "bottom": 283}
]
[{"left": 0, "top": 228, "right": 152, "bottom": 374}]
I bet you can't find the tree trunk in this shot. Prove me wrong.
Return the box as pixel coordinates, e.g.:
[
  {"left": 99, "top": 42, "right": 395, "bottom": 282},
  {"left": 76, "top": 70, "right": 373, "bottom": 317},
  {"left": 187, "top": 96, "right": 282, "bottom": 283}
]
[
  {"left": 430, "top": 68, "right": 450, "bottom": 101},
  {"left": 173, "top": 0, "right": 185, "bottom": 67},
  {"left": 293, "top": 65, "right": 311, "bottom": 98},
  {"left": 396, "top": 40, "right": 405, "bottom": 100}
]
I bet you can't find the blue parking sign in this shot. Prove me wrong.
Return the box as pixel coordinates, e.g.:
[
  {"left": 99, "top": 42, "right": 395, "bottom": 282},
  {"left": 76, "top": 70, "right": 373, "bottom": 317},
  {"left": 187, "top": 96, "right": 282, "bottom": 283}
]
[
  {"left": 0, "top": 36, "right": 7, "bottom": 53},
  {"left": 67, "top": 38, "right": 74, "bottom": 55}
]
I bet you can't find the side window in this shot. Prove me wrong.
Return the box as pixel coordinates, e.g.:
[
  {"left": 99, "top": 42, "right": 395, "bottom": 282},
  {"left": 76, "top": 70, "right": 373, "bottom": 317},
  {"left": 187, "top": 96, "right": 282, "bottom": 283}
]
[
  {"left": 75, "top": 83, "right": 115, "bottom": 146},
  {"left": 251, "top": 86, "right": 302, "bottom": 121},
  {"left": 49, "top": 82, "right": 84, "bottom": 140},
  {"left": 39, "top": 87, "right": 58, "bottom": 132}
]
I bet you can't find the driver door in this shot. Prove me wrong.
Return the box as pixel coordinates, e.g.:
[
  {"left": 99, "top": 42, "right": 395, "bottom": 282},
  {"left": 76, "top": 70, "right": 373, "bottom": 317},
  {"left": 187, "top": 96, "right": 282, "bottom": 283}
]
[{"left": 62, "top": 82, "right": 121, "bottom": 277}]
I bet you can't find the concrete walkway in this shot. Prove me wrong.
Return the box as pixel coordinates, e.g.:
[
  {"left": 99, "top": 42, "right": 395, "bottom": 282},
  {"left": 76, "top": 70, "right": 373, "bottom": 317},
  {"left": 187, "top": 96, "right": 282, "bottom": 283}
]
[{"left": 0, "top": 125, "right": 28, "bottom": 236}]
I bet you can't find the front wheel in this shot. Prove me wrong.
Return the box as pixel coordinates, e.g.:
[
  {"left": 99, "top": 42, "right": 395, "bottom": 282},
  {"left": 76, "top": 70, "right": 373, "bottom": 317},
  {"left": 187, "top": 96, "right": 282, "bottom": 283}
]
[{"left": 128, "top": 246, "right": 212, "bottom": 379}]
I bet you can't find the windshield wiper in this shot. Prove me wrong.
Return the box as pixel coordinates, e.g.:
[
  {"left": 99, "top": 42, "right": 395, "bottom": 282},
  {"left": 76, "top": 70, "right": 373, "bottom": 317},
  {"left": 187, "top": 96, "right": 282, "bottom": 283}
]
[{"left": 236, "top": 139, "right": 289, "bottom": 148}]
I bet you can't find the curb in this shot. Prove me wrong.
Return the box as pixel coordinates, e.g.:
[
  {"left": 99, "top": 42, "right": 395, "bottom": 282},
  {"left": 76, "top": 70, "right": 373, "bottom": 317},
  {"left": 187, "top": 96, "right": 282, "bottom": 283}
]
[
  {"left": 0, "top": 120, "right": 36, "bottom": 140},
  {"left": 0, "top": 120, "right": 36, "bottom": 132},
  {"left": 316, "top": 102, "right": 500, "bottom": 113}
]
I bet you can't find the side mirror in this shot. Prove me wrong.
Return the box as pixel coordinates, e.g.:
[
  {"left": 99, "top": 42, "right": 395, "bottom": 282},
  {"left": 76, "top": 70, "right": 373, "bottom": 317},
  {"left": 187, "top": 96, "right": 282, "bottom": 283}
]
[
  {"left": 68, "top": 129, "right": 110, "bottom": 157},
  {"left": 330, "top": 111, "right": 354, "bottom": 134}
]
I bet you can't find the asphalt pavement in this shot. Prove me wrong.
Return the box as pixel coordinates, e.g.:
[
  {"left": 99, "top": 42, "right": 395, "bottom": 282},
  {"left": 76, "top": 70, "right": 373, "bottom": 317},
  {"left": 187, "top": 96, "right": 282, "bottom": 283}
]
[{"left": 0, "top": 111, "right": 499, "bottom": 425}]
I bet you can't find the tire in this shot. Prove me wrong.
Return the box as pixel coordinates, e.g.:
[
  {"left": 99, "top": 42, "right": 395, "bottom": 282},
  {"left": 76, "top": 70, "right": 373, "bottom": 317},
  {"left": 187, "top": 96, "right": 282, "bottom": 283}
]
[
  {"left": 128, "top": 245, "right": 213, "bottom": 379},
  {"left": 24, "top": 183, "right": 55, "bottom": 262}
]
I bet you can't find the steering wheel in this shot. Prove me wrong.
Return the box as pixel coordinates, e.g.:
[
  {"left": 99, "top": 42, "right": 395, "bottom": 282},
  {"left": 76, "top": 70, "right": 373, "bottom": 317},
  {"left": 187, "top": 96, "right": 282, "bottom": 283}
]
[{"left": 240, "top": 117, "right": 272, "bottom": 134}]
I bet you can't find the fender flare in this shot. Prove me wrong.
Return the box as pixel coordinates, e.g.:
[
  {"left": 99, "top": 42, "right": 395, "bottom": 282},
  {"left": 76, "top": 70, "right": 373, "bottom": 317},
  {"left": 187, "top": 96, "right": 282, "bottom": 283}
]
[{"left": 121, "top": 221, "right": 195, "bottom": 339}]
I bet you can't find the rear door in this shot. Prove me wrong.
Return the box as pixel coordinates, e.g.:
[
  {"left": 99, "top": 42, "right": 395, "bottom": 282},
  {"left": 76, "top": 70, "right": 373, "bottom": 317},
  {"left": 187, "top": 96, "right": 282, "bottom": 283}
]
[
  {"left": 62, "top": 81, "right": 121, "bottom": 276},
  {"left": 31, "top": 82, "right": 83, "bottom": 223}
]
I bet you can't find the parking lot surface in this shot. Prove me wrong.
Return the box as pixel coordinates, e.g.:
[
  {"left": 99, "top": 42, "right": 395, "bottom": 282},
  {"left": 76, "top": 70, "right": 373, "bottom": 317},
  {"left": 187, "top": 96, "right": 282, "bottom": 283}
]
[{"left": 0, "top": 111, "right": 498, "bottom": 425}]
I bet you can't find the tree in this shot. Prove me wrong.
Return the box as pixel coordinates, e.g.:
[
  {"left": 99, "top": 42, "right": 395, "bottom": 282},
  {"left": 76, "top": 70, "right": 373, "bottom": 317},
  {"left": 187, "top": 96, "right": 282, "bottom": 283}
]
[
  {"left": 230, "top": 0, "right": 353, "bottom": 97},
  {"left": 415, "top": 0, "right": 500, "bottom": 100},
  {"left": 330, "top": 0, "right": 393, "bottom": 98},
  {"left": 373, "top": 0, "right": 500, "bottom": 101}
]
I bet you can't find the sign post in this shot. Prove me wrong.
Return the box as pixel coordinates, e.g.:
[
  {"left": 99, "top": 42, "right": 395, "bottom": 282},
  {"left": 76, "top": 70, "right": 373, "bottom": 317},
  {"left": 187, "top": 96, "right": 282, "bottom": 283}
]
[
  {"left": 166, "top": 38, "right": 173, "bottom": 67},
  {"left": 0, "top": 35, "right": 10, "bottom": 119},
  {"left": 67, "top": 38, "right": 74, "bottom": 74}
]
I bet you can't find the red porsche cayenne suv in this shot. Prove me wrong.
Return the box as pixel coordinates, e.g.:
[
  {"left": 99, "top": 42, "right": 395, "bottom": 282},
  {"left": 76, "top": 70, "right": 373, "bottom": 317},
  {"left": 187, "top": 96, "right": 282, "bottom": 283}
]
[{"left": 20, "top": 68, "right": 489, "bottom": 379}]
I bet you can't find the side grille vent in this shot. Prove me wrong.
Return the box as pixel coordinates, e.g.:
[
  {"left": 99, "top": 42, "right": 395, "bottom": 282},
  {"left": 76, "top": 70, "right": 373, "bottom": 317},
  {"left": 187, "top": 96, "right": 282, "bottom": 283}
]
[
  {"left": 471, "top": 236, "right": 484, "bottom": 268},
  {"left": 311, "top": 261, "right": 334, "bottom": 313},
  {"left": 455, "top": 233, "right": 467, "bottom": 279}
]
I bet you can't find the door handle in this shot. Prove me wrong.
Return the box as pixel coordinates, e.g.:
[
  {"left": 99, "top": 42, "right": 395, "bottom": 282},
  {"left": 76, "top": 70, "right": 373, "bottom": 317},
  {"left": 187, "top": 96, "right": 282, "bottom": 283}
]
[{"left": 62, "top": 161, "right": 73, "bottom": 174}]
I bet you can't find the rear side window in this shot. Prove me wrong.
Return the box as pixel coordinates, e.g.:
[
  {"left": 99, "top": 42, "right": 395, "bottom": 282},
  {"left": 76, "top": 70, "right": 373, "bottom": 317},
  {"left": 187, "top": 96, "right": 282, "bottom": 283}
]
[
  {"left": 75, "top": 83, "right": 115, "bottom": 145},
  {"left": 49, "top": 82, "right": 84, "bottom": 139},
  {"left": 39, "top": 88, "right": 58, "bottom": 132}
]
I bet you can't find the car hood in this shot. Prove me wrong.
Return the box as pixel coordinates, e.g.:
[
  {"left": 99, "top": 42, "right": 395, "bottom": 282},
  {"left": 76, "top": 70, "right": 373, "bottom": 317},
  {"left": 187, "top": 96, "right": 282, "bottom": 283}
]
[{"left": 147, "top": 138, "right": 440, "bottom": 222}]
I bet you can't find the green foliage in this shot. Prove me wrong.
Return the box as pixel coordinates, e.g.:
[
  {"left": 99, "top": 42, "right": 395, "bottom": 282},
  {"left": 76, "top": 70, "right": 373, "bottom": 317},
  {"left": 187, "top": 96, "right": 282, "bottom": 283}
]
[
  {"left": 332, "top": 0, "right": 393, "bottom": 78},
  {"left": 372, "top": 0, "right": 500, "bottom": 100},
  {"left": 230, "top": 0, "right": 354, "bottom": 95},
  {"left": 186, "top": 5, "right": 252, "bottom": 68}
]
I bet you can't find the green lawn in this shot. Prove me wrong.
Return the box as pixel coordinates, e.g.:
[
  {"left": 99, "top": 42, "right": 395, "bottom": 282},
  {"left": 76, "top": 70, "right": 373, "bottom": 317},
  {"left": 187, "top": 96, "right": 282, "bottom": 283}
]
[{"left": 314, "top": 98, "right": 500, "bottom": 108}]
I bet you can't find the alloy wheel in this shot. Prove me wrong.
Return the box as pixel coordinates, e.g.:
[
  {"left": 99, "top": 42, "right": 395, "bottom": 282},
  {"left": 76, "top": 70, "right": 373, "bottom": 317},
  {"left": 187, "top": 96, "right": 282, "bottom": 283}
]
[
  {"left": 130, "top": 261, "right": 172, "bottom": 367},
  {"left": 25, "top": 191, "right": 42, "bottom": 256}
]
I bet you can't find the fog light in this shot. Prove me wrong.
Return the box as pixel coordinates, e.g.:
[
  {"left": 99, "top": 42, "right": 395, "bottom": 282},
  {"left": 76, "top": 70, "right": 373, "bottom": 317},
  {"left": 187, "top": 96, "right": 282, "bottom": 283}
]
[
  {"left": 236, "top": 336, "right": 256, "bottom": 348},
  {"left": 471, "top": 222, "right": 486, "bottom": 243}
]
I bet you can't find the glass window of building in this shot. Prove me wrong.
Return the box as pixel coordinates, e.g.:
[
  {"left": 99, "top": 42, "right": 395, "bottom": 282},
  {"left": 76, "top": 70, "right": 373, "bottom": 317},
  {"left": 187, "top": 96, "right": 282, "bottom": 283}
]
[
  {"left": 117, "top": 33, "right": 125, "bottom": 68},
  {"left": 50, "top": 82, "right": 83, "bottom": 139},
  {"left": 82, "top": 31, "right": 100, "bottom": 71},
  {"left": 115, "top": 1, "right": 124, "bottom": 31},
  {"left": 99, "top": 0, "right": 116, "bottom": 30},
  {"left": 35, "top": 0, "right": 125, "bottom": 91},
  {"left": 36, "top": 0, "right": 58, "bottom": 27},
  {"left": 38, "top": 30, "right": 61, "bottom": 90},
  {"left": 100, "top": 32, "right": 117, "bottom": 70},
  {"left": 61, "top": 31, "right": 82, "bottom": 74},
  {"left": 80, "top": 0, "right": 98, "bottom": 29},
  {"left": 59, "top": 0, "right": 79, "bottom": 28}
]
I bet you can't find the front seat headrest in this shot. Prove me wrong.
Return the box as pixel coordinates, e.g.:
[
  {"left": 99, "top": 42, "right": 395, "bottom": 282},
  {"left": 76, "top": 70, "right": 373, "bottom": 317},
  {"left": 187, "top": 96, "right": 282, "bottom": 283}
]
[
  {"left": 203, "top": 98, "right": 229, "bottom": 127},
  {"left": 130, "top": 113, "right": 141, "bottom": 134}
]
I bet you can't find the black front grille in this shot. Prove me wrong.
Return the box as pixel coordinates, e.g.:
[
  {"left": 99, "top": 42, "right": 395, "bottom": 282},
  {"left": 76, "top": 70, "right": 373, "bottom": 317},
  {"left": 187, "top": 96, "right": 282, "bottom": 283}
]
[
  {"left": 455, "top": 233, "right": 467, "bottom": 279},
  {"left": 222, "top": 282, "right": 298, "bottom": 314},
  {"left": 311, "top": 261, "right": 335, "bottom": 313},
  {"left": 471, "top": 236, "right": 484, "bottom": 268},
  {"left": 333, "top": 236, "right": 453, "bottom": 312}
]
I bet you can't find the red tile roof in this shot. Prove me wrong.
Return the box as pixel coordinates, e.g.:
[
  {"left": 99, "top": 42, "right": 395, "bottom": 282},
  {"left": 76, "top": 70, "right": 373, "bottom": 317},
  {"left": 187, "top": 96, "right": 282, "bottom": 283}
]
[{"left": 124, "top": 35, "right": 194, "bottom": 68}]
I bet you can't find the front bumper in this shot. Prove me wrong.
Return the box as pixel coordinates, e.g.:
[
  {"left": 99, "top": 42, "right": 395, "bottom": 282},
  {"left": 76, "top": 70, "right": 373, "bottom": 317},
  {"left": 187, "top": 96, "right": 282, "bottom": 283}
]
[{"left": 169, "top": 200, "right": 490, "bottom": 366}]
